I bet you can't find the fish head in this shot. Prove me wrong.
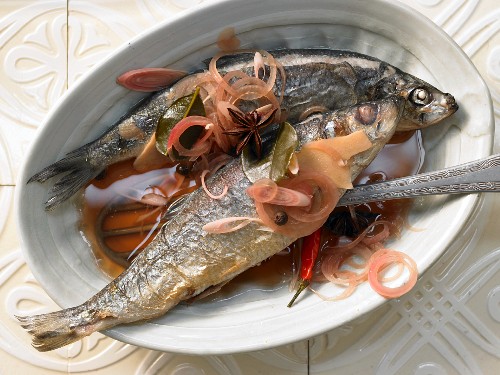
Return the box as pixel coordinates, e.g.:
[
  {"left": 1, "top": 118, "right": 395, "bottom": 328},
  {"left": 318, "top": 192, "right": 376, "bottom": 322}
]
[
  {"left": 327, "top": 96, "right": 404, "bottom": 143},
  {"left": 373, "top": 71, "right": 458, "bottom": 130}
]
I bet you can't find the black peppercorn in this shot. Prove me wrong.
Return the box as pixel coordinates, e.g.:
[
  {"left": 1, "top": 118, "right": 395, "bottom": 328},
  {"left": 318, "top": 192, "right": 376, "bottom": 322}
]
[
  {"left": 274, "top": 211, "right": 288, "bottom": 226},
  {"left": 176, "top": 163, "right": 191, "bottom": 176}
]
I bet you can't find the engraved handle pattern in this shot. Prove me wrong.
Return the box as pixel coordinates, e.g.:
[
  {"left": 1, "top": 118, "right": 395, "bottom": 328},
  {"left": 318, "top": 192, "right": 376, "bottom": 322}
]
[{"left": 339, "top": 154, "right": 500, "bottom": 205}]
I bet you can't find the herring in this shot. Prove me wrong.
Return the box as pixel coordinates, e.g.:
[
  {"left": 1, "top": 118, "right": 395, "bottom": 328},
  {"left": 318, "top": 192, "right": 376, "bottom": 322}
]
[
  {"left": 18, "top": 96, "right": 405, "bottom": 351},
  {"left": 28, "top": 49, "right": 458, "bottom": 210}
]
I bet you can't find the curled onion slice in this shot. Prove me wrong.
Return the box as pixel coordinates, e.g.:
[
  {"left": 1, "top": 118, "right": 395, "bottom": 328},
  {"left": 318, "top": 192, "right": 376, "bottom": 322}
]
[
  {"left": 252, "top": 172, "right": 339, "bottom": 238},
  {"left": 309, "top": 284, "right": 357, "bottom": 302},
  {"left": 167, "top": 116, "right": 213, "bottom": 158},
  {"left": 254, "top": 200, "right": 325, "bottom": 238},
  {"left": 203, "top": 217, "right": 263, "bottom": 233},
  {"left": 321, "top": 244, "right": 372, "bottom": 286},
  {"left": 368, "top": 249, "right": 418, "bottom": 298},
  {"left": 247, "top": 179, "right": 311, "bottom": 207},
  {"left": 282, "top": 172, "right": 340, "bottom": 222},
  {"left": 201, "top": 169, "right": 228, "bottom": 199},
  {"left": 246, "top": 179, "right": 278, "bottom": 203},
  {"left": 117, "top": 68, "right": 186, "bottom": 92}
]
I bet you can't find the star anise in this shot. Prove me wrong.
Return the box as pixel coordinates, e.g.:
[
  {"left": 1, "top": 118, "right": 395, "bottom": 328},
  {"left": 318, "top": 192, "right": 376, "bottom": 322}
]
[{"left": 224, "top": 106, "right": 277, "bottom": 158}]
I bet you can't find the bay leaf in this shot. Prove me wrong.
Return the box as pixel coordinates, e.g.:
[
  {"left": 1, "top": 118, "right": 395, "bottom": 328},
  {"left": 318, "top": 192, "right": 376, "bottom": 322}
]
[{"left": 155, "top": 87, "right": 206, "bottom": 158}]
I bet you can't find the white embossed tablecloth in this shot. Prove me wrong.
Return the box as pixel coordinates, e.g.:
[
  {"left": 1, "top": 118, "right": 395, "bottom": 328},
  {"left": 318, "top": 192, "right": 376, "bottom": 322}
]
[{"left": 0, "top": 1, "right": 498, "bottom": 374}]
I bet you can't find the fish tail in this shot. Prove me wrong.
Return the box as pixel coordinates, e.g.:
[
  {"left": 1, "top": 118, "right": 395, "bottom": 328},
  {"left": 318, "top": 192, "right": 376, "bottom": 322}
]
[
  {"left": 27, "top": 146, "right": 100, "bottom": 210},
  {"left": 16, "top": 305, "right": 109, "bottom": 352}
]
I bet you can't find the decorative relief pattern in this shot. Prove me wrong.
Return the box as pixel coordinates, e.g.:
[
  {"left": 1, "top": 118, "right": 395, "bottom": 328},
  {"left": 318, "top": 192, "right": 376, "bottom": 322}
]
[
  {"left": 0, "top": 250, "right": 138, "bottom": 372},
  {"left": 4, "top": 16, "right": 67, "bottom": 114},
  {"left": 0, "top": 4, "right": 67, "bottom": 184},
  {"left": 135, "top": 351, "right": 244, "bottom": 375},
  {"left": 429, "top": 0, "right": 500, "bottom": 140},
  {"left": 0, "top": 6, "right": 66, "bottom": 128},
  {"left": 310, "top": 203, "right": 500, "bottom": 374}
]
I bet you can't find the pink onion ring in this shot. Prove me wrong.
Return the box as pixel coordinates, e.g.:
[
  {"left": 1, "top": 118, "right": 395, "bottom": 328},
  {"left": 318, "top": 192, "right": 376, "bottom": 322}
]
[
  {"left": 203, "top": 216, "right": 263, "bottom": 233},
  {"left": 368, "top": 249, "right": 418, "bottom": 299},
  {"left": 201, "top": 169, "right": 228, "bottom": 199},
  {"left": 309, "top": 284, "right": 357, "bottom": 302},
  {"left": 246, "top": 179, "right": 278, "bottom": 203},
  {"left": 283, "top": 172, "right": 340, "bottom": 222},
  {"left": 168, "top": 116, "right": 213, "bottom": 157}
]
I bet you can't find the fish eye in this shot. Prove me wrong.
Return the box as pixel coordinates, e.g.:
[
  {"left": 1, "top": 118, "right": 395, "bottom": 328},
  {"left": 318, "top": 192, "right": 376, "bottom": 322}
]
[{"left": 410, "top": 87, "right": 432, "bottom": 106}]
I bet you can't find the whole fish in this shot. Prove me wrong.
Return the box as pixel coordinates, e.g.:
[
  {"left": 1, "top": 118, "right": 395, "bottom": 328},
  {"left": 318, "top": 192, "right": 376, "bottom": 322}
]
[
  {"left": 18, "top": 96, "right": 405, "bottom": 351},
  {"left": 28, "top": 49, "right": 458, "bottom": 210}
]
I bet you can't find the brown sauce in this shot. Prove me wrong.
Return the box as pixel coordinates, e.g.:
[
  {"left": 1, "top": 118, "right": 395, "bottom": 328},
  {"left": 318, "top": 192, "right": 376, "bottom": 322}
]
[{"left": 80, "top": 130, "right": 424, "bottom": 295}]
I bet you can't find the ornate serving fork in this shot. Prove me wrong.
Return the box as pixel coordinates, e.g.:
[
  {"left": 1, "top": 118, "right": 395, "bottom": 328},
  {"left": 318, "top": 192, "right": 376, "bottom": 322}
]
[{"left": 339, "top": 154, "right": 500, "bottom": 205}]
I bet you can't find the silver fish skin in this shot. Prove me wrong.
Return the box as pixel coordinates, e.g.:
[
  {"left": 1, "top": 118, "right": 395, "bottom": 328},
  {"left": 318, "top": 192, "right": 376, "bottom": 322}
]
[
  {"left": 18, "top": 96, "right": 404, "bottom": 352},
  {"left": 28, "top": 49, "right": 457, "bottom": 210}
]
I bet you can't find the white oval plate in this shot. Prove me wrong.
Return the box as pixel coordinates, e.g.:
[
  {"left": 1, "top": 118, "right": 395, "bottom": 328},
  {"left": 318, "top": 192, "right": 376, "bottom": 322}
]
[{"left": 17, "top": 0, "right": 493, "bottom": 354}]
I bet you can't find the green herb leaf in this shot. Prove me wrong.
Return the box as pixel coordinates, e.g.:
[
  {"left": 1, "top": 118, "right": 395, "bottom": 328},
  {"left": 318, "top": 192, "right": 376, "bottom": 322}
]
[
  {"left": 155, "top": 87, "right": 206, "bottom": 158},
  {"left": 242, "top": 122, "right": 298, "bottom": 183}
]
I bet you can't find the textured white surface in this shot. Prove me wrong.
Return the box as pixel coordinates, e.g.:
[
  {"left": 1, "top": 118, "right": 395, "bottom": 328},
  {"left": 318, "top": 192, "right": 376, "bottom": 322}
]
[{"left": 1, "top": 0, "right": 499, "bottom": 374}]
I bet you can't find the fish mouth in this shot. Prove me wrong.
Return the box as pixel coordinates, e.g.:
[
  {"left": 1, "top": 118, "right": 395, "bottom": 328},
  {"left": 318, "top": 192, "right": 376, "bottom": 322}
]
[
  {"left": 442, "top": 92, "right": 459, "bottom": 113},
  {"left": 429, "top": 93, "right": 459, "bottom": 124}
]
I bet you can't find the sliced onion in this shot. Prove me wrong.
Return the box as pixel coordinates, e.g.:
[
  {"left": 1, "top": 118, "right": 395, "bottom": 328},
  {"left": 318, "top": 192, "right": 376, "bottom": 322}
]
[
  {"left": 117, "top": 68, "right": 186, "bottom": 92},
  {"left": 167, "top": 116, "right": 213, "bottom": 157},
  {"left": 252, "top": 172, "right": 338, "bottom": 238},
  {"left": 246, "top": 179, "right": 278, "bottom": 203},
  {"left": 309, "top": 284, "right": 357, "bottom": 301},
  {"left": 246, "top": 178, "right": 311, "bottom": 207},
  {"left": 282, "top": 172, "right": 339, "bottom": 223},
  {"left": 140, "top": 192, "right": 169, "bottom": 207},
  {"left": 207, "top": 153, "right": 233, "bottom": 171},
  {"left": 203, "top": 49, "right": 284, "bottom": 152},
  {"left": 203, "top": 216, "right": 263, "bottom": 233},
  {"left": 361, "top": 222, "right": 391, "bottom": 245},
  {"left": 368, "top": 249, "right": 418, "bottom": 299},
  {"left": 201, "top": 170, "right": 228, "bottom": 199},
  {"left": 321, "top": 244, "right": 372, "bottom": 286},
  {"left": 276, "top": 61, "right": 286, "bottom": 105}
]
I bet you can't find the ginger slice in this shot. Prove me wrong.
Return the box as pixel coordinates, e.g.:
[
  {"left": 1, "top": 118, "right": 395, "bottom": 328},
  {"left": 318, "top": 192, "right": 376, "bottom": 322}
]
[
  {"left": 133, "top": 133, "right": 170, "bottom": 172},
  {"left": 296, "top": 130, "right": 372, "bottom": 189}
]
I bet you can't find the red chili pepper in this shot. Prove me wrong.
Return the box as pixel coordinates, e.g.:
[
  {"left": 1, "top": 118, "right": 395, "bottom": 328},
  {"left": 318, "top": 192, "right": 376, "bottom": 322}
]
[{"left": 287, "top": 227, "right": 322, "bottom": 307}]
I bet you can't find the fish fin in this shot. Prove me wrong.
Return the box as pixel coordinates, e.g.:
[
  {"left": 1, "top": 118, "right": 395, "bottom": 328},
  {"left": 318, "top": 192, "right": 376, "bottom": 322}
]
[
  {"left": 27, "top": 147, "right": 100, "bottom": 210},
  {"left": 16, "top": 307, "right": 95, "bottom": 352}
]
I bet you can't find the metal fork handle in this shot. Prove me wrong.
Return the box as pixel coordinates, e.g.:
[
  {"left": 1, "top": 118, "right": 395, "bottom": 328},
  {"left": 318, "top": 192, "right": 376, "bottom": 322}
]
[{"left": 338, "top": 153, "right": 500, "bottom": 205}]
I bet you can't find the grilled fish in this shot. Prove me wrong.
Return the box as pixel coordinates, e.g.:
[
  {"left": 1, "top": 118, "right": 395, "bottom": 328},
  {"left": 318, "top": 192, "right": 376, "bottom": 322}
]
[
  {"left": 18, "top": 96, "right": 405, "bottom": 351},
  {"left": 28, "top": 49, "right": 458, "bottom": 210}
]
